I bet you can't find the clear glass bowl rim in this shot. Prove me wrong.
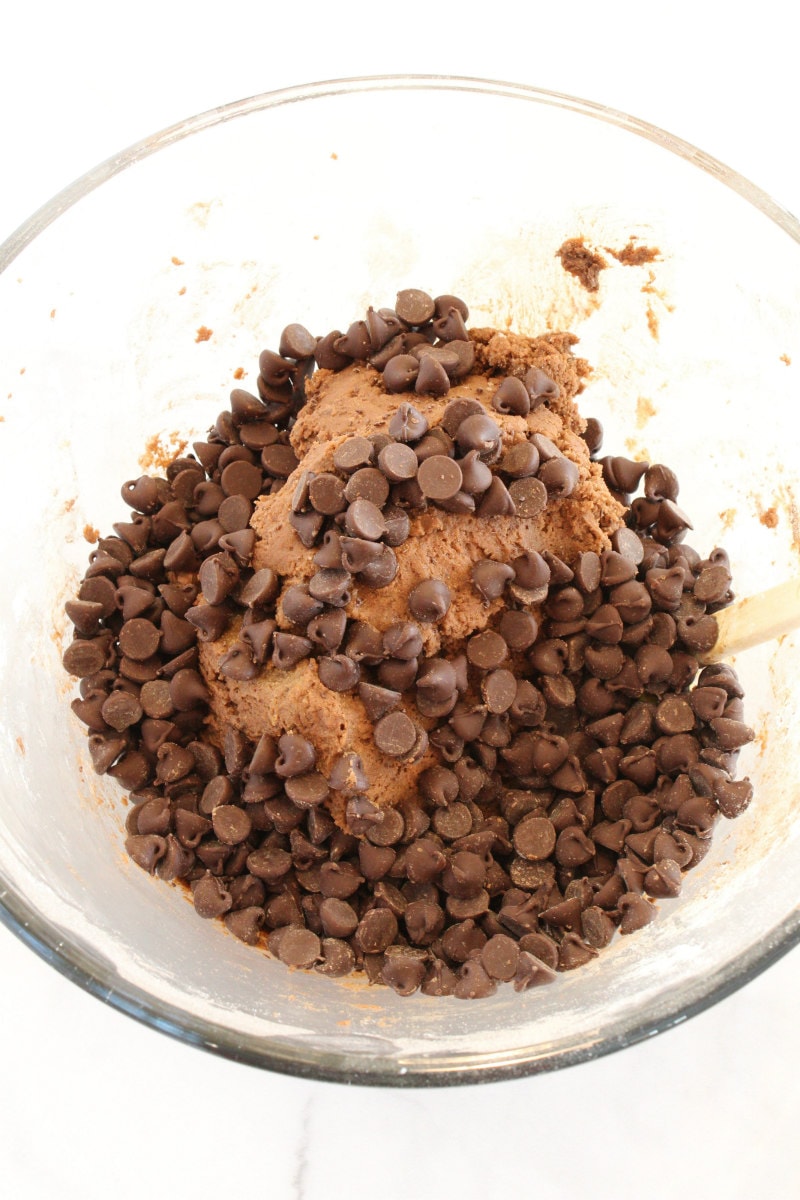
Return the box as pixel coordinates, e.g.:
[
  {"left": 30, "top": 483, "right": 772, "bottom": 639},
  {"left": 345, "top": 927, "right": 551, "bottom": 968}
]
[{"left": 1, "top": 73, "right": 798, "bottom": 1087}]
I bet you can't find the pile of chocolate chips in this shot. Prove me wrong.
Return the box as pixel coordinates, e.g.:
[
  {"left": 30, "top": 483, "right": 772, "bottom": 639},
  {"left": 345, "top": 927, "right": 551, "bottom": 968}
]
[{"left": 62, "top": 289, "right": 755, "bottom": 1000}]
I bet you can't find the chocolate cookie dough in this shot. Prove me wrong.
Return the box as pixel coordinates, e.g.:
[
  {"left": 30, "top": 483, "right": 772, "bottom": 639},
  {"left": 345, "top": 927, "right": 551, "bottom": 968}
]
[{"left": 62, "top": 287, "right": 754, "bottom": 1000}]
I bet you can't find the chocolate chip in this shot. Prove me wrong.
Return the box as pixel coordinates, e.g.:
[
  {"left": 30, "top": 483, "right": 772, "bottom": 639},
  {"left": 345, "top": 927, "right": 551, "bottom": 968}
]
[
  {"left": 308, "top": 568, "right": 352, "bottom": 607},
  {"left": 474, "top": 477, "right": 513, "bottom": 518},
  {"left": 344, "top": 467, "right": 390, "bottom": 507},
  {"left": 471, "top": 559, "right": 515, "bottom": 604},
  {"left": 481, "top": 934, "right": 520, "bottom": 981},
  {"left": 374, "top": 711, "right": 418, "bottom": 758},
  {"left": 431, "top": 803, "right": 473, "bottom": 842},
  {"left": 415, "top": 766, "right": 458, "bottom": 811},
  {"left": 455, "top": 413, "right": 502, "bottom": 459},
  {"left": 308, "top": 472, "right": 347, "bottom": 515},
  {"left": 644, "top": 463, "right": 680, "bottom": 501},
  {"left": 219, "top": 459, "right": 263, "bottom": 500},
  {"left": 97, "top": 686, "right": 141, "bottom": 729},
  {"left": 333, "top": 321, "right": 371, "bottom": 361},
  {"left": 508, "top": 476, "right": 548, "bottom": 517},
  {"left": 609, "top": 528, "right": 643, "bottom": 567},
  {"left": 432, "top": 293, "right": 468, "bottom": 321},
  {"left": 467, "top": 630, "right": 508, "bottom": 670},
  {"left": 601, "top": 456, "right": 648, "bottom": 494},
  {"left": 458, "top": 450, "right": 493, "bottom": 495},
  {"left": 291, "top": 508, "right": 326, "bottom": 547},
  {"left": 218, "top": 642, "right": 259, "bottom": 681},
  {"left": 415, "top": 354, "right": 451, "bottom": 397},
  {"left": 513, "top": 815, "right": 556, "bottom": 861},
  {"left": 118, "top": 618, "right": 161, "bottom": 661},
  {"left": 168, "top": 667, "right": 210, "bottom": 711},
  {"left": 212, "top": 805, "right": 252, "bottom": 845},
  {"left": 338, "top": 536, "right": 380, "bottom": 573},
  {"left": 443, "top": 339, "right": 475, "bottom": 380},
  {"left": 402, "top": 900, "right": 444, "bottom": 946},
  {"left": 126, "top": 833, "right": 167, "bottom": 873},
  {"left": 454, "top": 960, "right": 496, "bottom": 999},
  {"left": 358, "top": 841, "right": 396, "bottom": 882},
  {"left": 282, "top": 585, "right": 324, "bottom": 625},
  {"left": 272, "top": 632, "right": 313, "bottom": 669},
  {"left": 240, "top": 619, "right": 275, "bottom": 665},
  {"left": 383, "top": 354, "right": 420, "bottom": 393},
  {"left": 482, "top": 668, "right": 518, "bottom": 714},
  {"left": 359, "top": 545, "right": 398, "bottom": 589},
  {"left": 646, "top": 570, "right": 684, "bottom": 621},
  {"left": 496, "top": 610, "right": 537, "bottom": 652},
  {"left": 656, "top": 499, "right": 693, "bottom": 543},
  {"left": 344, "top": 499, "right": 387, "bottom": 541},
  {"left": 382, "top": 505, "right": 411, "bottom": 547},
  {"left": 440, "top": 396, "right": 484, "bottom": 437},
  {"left": 377, "top": 441, "right": 418, "bottom": 482},
  {"left": 358, "top": 682, "right": 401, "bottom": 722},
  {"left": 655, "top": 695, "right": 695, "bottom": 734},
  {"left": 437, "top": 490, "right": 476, "bottom": 515},
  {"left": 223, "top": 907, "right": 264, "bottom": 945},
  {"left": 389, "top": 403, "right": 429, "bottom": 443},
  {"left": 312, "top": 330, "right": 349, "bottom": 372},
  {"left": 285, "top": 772, "right": 330, "bottom": 808},
  {"left": 416, "top": 658, "right": 457, "bottom": 708},
  {"left": 432, "top": 305, "right": 469, "bottom": 343},
  {"left": 417, "top": 454, "right": 463, "bottom": 501},
  {"left": 714, "top": 777, "right": 754, "bottom": 819},
  {"left": 539, "top": 456, "right": 579, "bottom": 497},
  {"left": 355, "top": 909, "right": 399, "bottom": 954},
  {"left": 645, "top": 858, "right": 683, "bottom": 898},
  {"left": 408, "top": 579, "right": 451, "bottom": 623},
  {"left": 197, "top": 553, "right": 240, "bottom": 607},
  {"left": 492, "top": 376, "right": 530, "bottom": 416},
  {"left": 347, "top": 621, "right": 385, "bottom": 664},
  {"left": 275, "top": 733, "right": 316, "bottom": 778},
  {"left": 678, "top": 614, "right": 718, "bottom": 653},
  {"left": 333, "top": 437, "right": 374, "bottom": 474},
  {"left": 318, "top": 654, "right": 360, "bottom": 692},
  {"left": 240, "top": 568, "right": 280, "bottom": 608},
  {"left": 525, "top": 366, "right": 560, "bottom": 405},
  {"left": 313, "top": 529, "right": 344, "bottom": 569},
  {"left": 276, "top": 926, "right": 321, "bottom": 968},
  {"left": 710, "top": 717, "right": 755, "bottom": 750},
  {"left": 261, "top": 444, "right": 300, "bottom": 479},
  {"left": 192, "top": 873, "right": 233, "bottom": 919},
  {"left": 395, "top": 288, "right": 435, "bottom": 326},
  {"left": 694, "top": 565, "right": 733, "bottom": 604},
  {"left": 500, "top": 442, "right": 540, "bottom": 478},
  {"left": 318, "top": 898, "right": 359, "bottom": 939}
]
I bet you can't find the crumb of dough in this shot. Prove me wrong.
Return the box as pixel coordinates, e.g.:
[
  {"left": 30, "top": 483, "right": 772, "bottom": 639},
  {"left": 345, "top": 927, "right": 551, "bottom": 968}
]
[
  {"left": 636, "top": 396, "right": 657, "bottom": 427},
  {"left": 556, "top": 237, "right": 608, "bottom": 292},
  {"left": 609, "top": 240, "right": 660, "bottom": 266},
  {"left": 646, "top": 307, "right": 659, "bottom": 340},
  {"left": 139, "top": 432, "right": 188, "bottom": 473}
]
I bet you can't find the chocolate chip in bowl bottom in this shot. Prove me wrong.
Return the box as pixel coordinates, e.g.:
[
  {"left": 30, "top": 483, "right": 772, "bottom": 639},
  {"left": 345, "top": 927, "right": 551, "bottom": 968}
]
[{"left": 61, "top": 287, "right": 761, "bottom": 1001}]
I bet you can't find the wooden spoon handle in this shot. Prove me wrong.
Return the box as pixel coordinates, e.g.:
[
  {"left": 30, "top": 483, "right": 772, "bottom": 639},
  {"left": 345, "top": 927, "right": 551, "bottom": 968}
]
[{"left": 708, "top": 577, "right": 800, "bottom": 660}]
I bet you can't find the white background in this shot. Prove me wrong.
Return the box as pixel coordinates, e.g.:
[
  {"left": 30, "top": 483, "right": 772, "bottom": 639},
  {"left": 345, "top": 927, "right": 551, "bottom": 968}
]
[{"left": 2, "top": 4, "right": 799, "bottom": 1197}]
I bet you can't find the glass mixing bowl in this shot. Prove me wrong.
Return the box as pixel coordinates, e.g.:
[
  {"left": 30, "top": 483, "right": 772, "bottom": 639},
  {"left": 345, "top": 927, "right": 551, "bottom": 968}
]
[{"left": 1, "top": 76, "right": 798, "bottom": 1086}]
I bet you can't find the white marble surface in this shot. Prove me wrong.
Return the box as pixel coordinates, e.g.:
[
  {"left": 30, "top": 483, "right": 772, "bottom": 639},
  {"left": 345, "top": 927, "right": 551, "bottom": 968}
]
[{"left": 2, "top": 4, "right": 799, "bottom": 1196}]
